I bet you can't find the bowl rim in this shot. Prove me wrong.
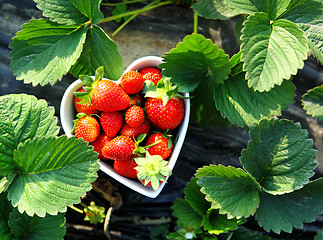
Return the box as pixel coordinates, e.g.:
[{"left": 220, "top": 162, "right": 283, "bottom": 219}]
[{"left": 60, "top": 56, "right": 190, "bottom": 198}]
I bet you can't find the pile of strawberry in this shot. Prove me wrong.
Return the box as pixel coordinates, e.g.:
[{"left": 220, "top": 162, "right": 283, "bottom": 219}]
[{"left": 72, "top": 66, "right": 185, "bottom": 190}]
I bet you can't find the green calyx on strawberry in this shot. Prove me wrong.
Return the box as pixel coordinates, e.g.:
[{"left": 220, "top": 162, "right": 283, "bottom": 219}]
[
  {"left": 134, "top": 151, "right": 172, "bottom": 190},
  {"left": 74, "top": 66, "right": 130, "bottom": 112},
  {"left": 143, "top": 77, "right": 180, "bottom": 106}
]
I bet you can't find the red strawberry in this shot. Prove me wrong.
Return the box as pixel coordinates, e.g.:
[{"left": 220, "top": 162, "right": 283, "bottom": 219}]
[
  {"left": 74, "top": 114, "right": 100, "bottom": 142},
  {"left": 92, "top": 79, "right": 130, "bottom": 112},
  {"left": 74, "top": 87, "right": 100, "bottom": 115},
  {"left": 91, "top": 133, "right": 112, "bottom": 160},
  {"left": 139, "top": 67, "right": 162, "bottom": 85},
  {"left": 146, "top": 133, "right": 173, "bottom": 159},
  {"left": 100, "top": 111, "right": 123, "bottom": 138},
  {"left": 135, "top": 152, "right": 172, "bottom": 190},
  {"left": 145, "top": 96, "right": 184, "bottom": 131},
  {"left": 119, "top": 120, "right": 151, "bottom": 138},
  {"left": 120, "top": 71, "right": 145, "bottom": 94},
  {"left": 125, "top": 105, "right": 145, "bottom": 128},
  {"left": 102, "top": 136, "right": 135, "bottom": 161},
  {"left": 75, "top": 67, "right": 130, "bottom": 112},
  {"left": 129, "top": 93, "right": 145, "bottom": 107},
  {"left": 114, "top": 159, "right": 138, "bottom": 179}
]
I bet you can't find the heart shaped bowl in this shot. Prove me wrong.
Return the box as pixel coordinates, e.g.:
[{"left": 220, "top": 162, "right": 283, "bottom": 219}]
[{"left": 60, "top": 56, "right": 190, "bottom": 198}]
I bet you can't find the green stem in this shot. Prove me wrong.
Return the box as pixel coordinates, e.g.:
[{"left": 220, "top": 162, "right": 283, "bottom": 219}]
[
  {"left": 99, "top": 0, "right": 173, "bottom": 24},
  {"left": 112, "top": 13, "right": 138, "bottom": 36},
  {"left": 111, "top": 0, "right": 160, "bottom": 36},
  {"left": 101, "top": 0, "right": 150, "bottom": 6},
  {"left": 194, "top": 10, "right": 198, "bottom": 34},
  {"left": 69, "top": 205, "right": 84, "bottom": 214}
]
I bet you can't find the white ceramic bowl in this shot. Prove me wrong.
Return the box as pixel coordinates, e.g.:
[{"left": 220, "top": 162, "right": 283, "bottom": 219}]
[{"left": 60, "top": 56, "right": 190, "bottom": 198}]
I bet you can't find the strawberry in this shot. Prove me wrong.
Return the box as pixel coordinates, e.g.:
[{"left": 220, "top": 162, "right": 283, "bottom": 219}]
[
  {"left": 129, "top": 93, "right": 145, "bottom": 107},
  {"left": 114, "top": 158, "right": 138, "bottom": 179},
  {"left": 125, "top": 105, "right": 145, "bottom": 128},
  {"left": 119, "top": 120, "right": 151, "bottom": 138},
  {"left": 143, "top": 78, "right": 185, "bottom": 131},
  {"left": 146, "top": 132, "right": 173, "bottom": 159},
  {"left": 91, "top": 133, "right": 112, "bottom": 160},
  {"left": 74, "top": 87, "right": 100, "bottom": 115},
  {"left": 74, "top": 113, "right": 100, "bottom": 142},
  {"left": 145, "top": 96, "right": 184, "bottom": 131},
  {"left": 102, "top": 136, "right": 136, "bottom": 161},
  {"left": 100, "top": 111, "right": 123, "bottom": 138},
  {"left": 75, "top": 67, "right": 130, "bottom": 112},
  {"left": 120, "top": 71, "right": 145, "bottom": 94},
  {"left": 139, "top": 67, "right": 162, "bottom": 85},
  {"left": 135, "top": 152, "right": 172, "bottom": 190}
]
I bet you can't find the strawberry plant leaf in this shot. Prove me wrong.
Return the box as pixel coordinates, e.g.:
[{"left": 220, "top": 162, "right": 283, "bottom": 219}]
[
  {"left": 202, "top": 209, "right": 246, "bottom": 235},
  {"left": 255, "top": 179, "right": 323, "bottom": 234},
  {"left": 240, "top": 118, "right": 317, "bottom": 195},
  {"left": 241, "top": 13, "right": 308, "bottom": 92},
  {"left": 0, "top": 175, "right": 16, "bottom": 194},
  {"left": 161, "top": 33, "right": 231, "bottom": 92},
  {"left": 34, "top": 0, "right": 103, "bottom": 25},
  {"left": 172, "top": 198, "right": 203, "bottom": 229},
  {"left": 69, "top": 25, "right": 124, "bottom": 80},
  {"left": 7, "top": 136, "right": 99, "bottom": 217},
  {"left": 230, "top": 229, "right": 272, "bottom": 239},
  {"left": 184, "top": 177, "right": 211, "bottom": 216},
  {"left": 315, "top": 229, "right": 323, "bottom": 240},
  {"left": 0, "top": 94, "right": 59, "bottom": 175},
  {"left": 9, "top": 208, "right": 66, "bottom": 239},
  {"left": 214, "top": 72, "right": 295, "bottom": 127},
  {"left": 192, "top": 0, "right": 238, "bottom": 20},
  {"left": 0, "top": 193, "right": 14, "bottom": 240},
  {"left": 9, "top": 19, "right": 87, "bottom": 86},
  {"left": 302, "top": 85, "right": 323, "bottom": 121},
  {"left": 282, "top": 0, "right": 323, "bottom": 64},
  {"left": 224, "top": 0, "right": 291, "bottom": 20},
  {"left": 196, "top": 165, "right": 261, "bottom": 219}
]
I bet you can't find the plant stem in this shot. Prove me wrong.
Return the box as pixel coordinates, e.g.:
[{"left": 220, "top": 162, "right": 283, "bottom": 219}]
[
  {"left": 112, "top": 12, "right": 139, "bottom": 36},
  {"left": 69, "top": 205, "right": 84, "bottom": 214},
  {"left": 111, "top": 0, "right": 160, "bottom": 36},
  {"left": 99, "top": 0, "right": 173, "bottom": 24},
  {"left": 101, "top": 0, "right": 150, "bottom": 6},
  {"left": 194, "top": 10, "right": 198, "bottom": 34}
]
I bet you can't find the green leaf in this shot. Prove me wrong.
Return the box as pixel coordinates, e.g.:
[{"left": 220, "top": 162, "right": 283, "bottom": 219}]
[
  {"left": 0, "top": 94, "right": 59, "bottom": 175},
  {"left": 7, "top": 136, "right": 99, "bottom": 217},
  {"left": 240, "top": 118, "right": 317, "bottom": 195},
  {"left": 315, "top": 229, "right": 323, "bottom": 240},
  {"left": 224, "top": 0, "right": 291, "bottom": 20},
  {"left": 161, "top": 33, "right": 231, "bottom": 92},
  {"left": 9, "top": 208, "right": 66, "bottom": 239},
  {"left": 0, "top": 175, "right": 16, "bottom": 194},
  {"left": 172, "top": 198, "right": 203, "bottom": 229},
  {"left": 0, "top": 193, "right": 14, "bottom": 240},
  {"left": 69, "top": 25, "right": 124, "bottom": 80},
  {"left": 9, "top": 19, "right": 87, "bottom": 86},
  {"left": 202, "top": 208, "right": 246, "bottom": 235},
  {"left": 184, "top": 177, "right": 211, "bottom": 216},
  {"left": 230, "top": 229, "right": 272, "bottom": 240},
  {"left": 196, "top": 165, "right": 261, "bottom": 219},
  {"left": 282, "top": 0, "right": 323, "bottom": 64},
  {"left": 192, "top": 0, "right": 238, "bottom": 20},
  {"left": 255, "top": 179, "right": 323, "bottom": 234},
  {"left": 214, "top": 72, "right": 295, "bottom": 127},
  {"left": 34, "top": 0, "right": 103, "bottom": 25},
  {"left": 241, "top": 13, "right": 308, "bottom": 92},
  {"left": 302, "top": 85, "right": 323, "bottom": 120}
]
